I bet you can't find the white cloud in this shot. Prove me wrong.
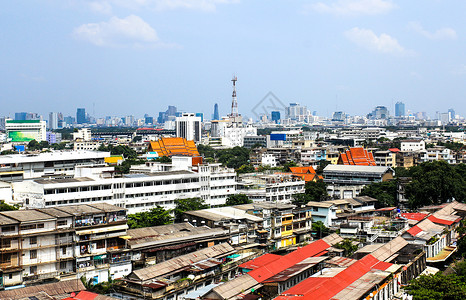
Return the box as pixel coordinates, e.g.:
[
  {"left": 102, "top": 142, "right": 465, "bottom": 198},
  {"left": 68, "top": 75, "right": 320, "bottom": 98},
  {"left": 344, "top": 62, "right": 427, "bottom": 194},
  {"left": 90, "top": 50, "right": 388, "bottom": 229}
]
[
  {"left": 345, "top": 27, "right": 407, "bottom": 55},
  {"left": 86, "top": 0, "right": 238, "bottom": 13},
  {"left": 88, "top": 1, "right": 113, "bottom": 14},
  {"left": 310, "top": 0, "right": 395, "bottom": 16},
  {"left": 408, "top": 22, "right": 457, "bottom": 40},
  {"left": 73, "top": 15, "right": 161, "bottom": 47}
]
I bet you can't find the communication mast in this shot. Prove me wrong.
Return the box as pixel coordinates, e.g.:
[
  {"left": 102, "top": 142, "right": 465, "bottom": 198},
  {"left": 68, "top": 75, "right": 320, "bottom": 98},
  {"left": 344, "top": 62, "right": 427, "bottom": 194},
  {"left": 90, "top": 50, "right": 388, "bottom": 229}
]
[{"left": 230, "top": 75, "right": 239, "bottom": 118}]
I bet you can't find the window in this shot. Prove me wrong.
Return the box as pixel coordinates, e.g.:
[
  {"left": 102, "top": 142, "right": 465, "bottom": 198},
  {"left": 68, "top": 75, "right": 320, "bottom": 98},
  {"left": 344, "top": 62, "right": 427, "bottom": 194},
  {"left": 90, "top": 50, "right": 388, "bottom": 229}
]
[
  {"left": 37, "top": 223, "right": 44, "bottom": 229},
  {"left": 60, "top": 261, "right": 67, "bottom": 269},
  {"left": 61, "top": 246, "right": 67, "bottom": 255},
  {"left": 57, "top": 220, "right": 67, "bottom": 226},
  {"left": 96, "top": 240, "right": 105, "bottom": 249},
  {"left": 30, "top": 266, "right": 37, "bottom": 274},
  {"left": 2, "top": 225, "right": 16, "bottom": 232},
  {"left": 0, "top": 253, "right": 11, "bottom": 264},
  {"left": 1, "top": 238, "right": 11, "bottom": 248},
  {"left": 30, "top": 250, "right": 37, "bottom": 259},
  {"left": 30, "top": 237, "right": 37, "bottom": 245}
]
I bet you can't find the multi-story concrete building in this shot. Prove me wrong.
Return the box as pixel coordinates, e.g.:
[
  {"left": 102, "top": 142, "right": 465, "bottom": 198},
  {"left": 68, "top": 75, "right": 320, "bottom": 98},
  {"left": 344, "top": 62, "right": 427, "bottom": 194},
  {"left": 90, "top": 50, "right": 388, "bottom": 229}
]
[
  {"left": 401, "top": 139, "right": 425, "bottom": 152},
  {"left": 421, "top": 146, "right": 456, "bottom": 164},
  {"left": 12, "top": 170, "right": 202, "bottom": 214},
  {"left": 132, "top": 157, "right": 237, "bottom": 207},
  {"left": 0, "top": 203, "right": 129, "bottom": 288},
  {"left": 5, "top": 119, "right": 47, "bottom": 142},
  {"left": 0, "top": 150, "right": 110, "bottom": 182},
  {"left": 373, "top": 150, "right": 397, "bottom": 167},
  {"left": 237, "top": 173, "right": 305, "bottom": 203},
  {"left": 323, "top": 165, "right": 394, "bottom": 199},
  {"left": 176, "top": 113, "right": 201, "bottom": 143}
]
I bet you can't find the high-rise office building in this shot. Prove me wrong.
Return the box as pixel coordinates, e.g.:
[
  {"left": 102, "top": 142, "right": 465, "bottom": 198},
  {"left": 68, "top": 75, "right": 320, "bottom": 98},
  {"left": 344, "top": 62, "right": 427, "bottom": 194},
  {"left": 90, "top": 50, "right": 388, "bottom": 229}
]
[
  {"left": 271, "top": 111, "right": 281, "bottom": 124},
  {"left": 368, "top": 106, "right": 389, "bottom": 119},
  {"left": 285, "top": 103, "right": 308, "bottom": 121},
  {"left": 48, "top": 112, "right": 58, "bottom": 130},
  {"left": 395, "top": 102, "right": 405, "bottom": 117},
  {"left": 448, "top": 108, "right": 456, "bottom": 120},
  {"left": 213, "top": 103, "right": 219, "bottom": 120},
  {"left": 77, "top": 108, "right": 86, "bottom": 124},
  {"left": 15, "top": 112, "right": 27, "bottom": 121},
  {"left": 176, "top": 113, "right": 201, "bottom": 142}
]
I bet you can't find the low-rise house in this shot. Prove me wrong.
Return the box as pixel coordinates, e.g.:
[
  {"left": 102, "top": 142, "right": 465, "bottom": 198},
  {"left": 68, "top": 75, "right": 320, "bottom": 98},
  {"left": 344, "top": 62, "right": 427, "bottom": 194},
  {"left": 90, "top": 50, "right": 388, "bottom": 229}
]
[
  {"left": 124, "top": 223, "right": 229, "bottom": 267},
  {"left": 182, "top": 207, "right": 263, "bottom": 246},
  {"left": 237, "top": 173, "right": 305, "bottom": 203},
  {"left": 234, "top": 202, "right": 312, "bottom": 249},
  {"left": 421, "top": 146, "right": 456, "bottom": 164},
  {"left": 120, "top": 243, "right": 238, "bottom": 300},
  {"left": 202, "top": 234, "right": 343, "bottom": 300}
]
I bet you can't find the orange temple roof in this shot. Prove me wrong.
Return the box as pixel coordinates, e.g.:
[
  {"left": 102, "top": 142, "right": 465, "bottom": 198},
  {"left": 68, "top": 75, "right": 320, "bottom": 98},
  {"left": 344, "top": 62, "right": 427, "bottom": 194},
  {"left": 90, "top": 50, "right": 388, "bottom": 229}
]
[
  {"left": 338, "top": 147, "right": 376, "bottom": 166},
  {"left": 148, "top": 137, "right": 200, "bottom": 157}
]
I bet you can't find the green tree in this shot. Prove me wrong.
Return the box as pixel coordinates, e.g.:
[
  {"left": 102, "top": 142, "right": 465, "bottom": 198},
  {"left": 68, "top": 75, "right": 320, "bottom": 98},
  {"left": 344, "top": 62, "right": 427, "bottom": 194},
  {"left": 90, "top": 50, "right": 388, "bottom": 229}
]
[
  {"left": 114, "top": 159, "right": 145, "bottom": 174},
  {"left": 0, "top": 200, "right": 19, "bottom": 211},
  {"left": 237, "top": 164, "right": 255, "bottom": 174},
  {"left": 156, "top": 156, "right": 172, "bottom": 163},
  {"left": 51, "top": 142, "right": 67, "bottom": 150},
  {"left": 405, "top": 161, "right": 465, "bottom": 208},
  {"left": 225, "top": 194, "right": 253, "bottom": 206},
  {"left": 334, "top": 239, "right": 358, "bottom": 256},
  {"left": 291, "top": 193, "right": 311, "bottom": 206},
  {"left": 406, "top": 273, "right": 466, "bottom": 300},
  {"left": 311, "top": 220, "right": 330, "bottom": 238},
  {"left": 359, "top": 180, "right": 397, "bottom": 208},
  {"left": 316, "top": 160, "right": 331, "bottom": 175},
  {"left": 127, "top": 206, "right": 173, "bottom": 229},
  {"left": 174, "top": 198, "right": 209, "bottom": 222},
  {"left": 98, "top": 144, "right": 138, "bottom": 159},
  {"left": 282, "top": 161, "right": 297, "bottom": 172},
  {"left": 27, "top": 140, "right": 42, "bottom": 151},
  {"left": 304, "top": 179, "right": 328, "bottom": 202}
]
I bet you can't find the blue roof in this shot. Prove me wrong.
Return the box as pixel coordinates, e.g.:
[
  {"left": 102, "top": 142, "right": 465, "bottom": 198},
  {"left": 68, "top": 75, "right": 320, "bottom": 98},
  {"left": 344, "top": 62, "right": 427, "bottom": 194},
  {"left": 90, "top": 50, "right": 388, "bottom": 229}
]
[{"left": 183, "top": 283, "right": 219, "bottom": 299}]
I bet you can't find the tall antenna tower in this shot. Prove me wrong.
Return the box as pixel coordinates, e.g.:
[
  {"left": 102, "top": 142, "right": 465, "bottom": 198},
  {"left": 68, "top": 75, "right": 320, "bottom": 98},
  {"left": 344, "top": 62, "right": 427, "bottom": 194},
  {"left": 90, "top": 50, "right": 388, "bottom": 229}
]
[{"left": 230, "top": 75, "right": 239, "bottom": 118}]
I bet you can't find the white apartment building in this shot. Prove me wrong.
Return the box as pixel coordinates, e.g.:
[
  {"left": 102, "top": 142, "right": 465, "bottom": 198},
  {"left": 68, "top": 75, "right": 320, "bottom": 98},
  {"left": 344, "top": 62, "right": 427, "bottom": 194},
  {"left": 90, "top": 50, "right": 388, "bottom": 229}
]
[
  {"left": 12, "top": 170, "right": 201, "bottom": 214},
  {"left": 74, "top": 141, "right": 101, "bottom": 151},
  {"left": 176, "top": 113, "right": 201, "bottom": 142},
  {"left": 131, "top": 156, "right": 237, "bottom": 207},
  {"left": 261, "top": 153, "right": 277, "bottom": 167},
  {"left": 0, "top": 203, "right": 130, "bottom": 288},
  {"left": 401, "top": 139, "right": 426, "bottom": 152},
  {"left": 0, "top": 150, "right": 110, "bottom": 182},
  {"left": 73, "top": 128, "right": 92, "bottom": 141},
  {"left": 421, "top": 146, "right": 456, "bottom": 164},
  {"left": 5, "top": 119, "right": 47, "bottom": 142},
  {"left": 237, "top": 174, "right": 305, "bottom": 203},
  {"left": 210, "top": 120, "right": 257, "bottom": 147}
]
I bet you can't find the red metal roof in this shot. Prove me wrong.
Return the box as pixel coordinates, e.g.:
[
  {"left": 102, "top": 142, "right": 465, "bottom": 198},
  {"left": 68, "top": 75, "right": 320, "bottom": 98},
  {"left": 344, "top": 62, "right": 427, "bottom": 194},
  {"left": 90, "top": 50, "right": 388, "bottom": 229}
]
[
  {"left": 428, "top": 215, "right": 461, "bottom": 226},
  {"left": 376, "top": 207, "right": 397, "bottom": 212},
  {"left": 407, "top": 225, "right": 422, "bottom": 236},
  {"left": 247, "top": 239, "right": 331, "bottom": 282},
  {"left": 72, "top": 291, "right": 99, "bottom": 300},
  {"left": 239, "top": 253, "right": 281, "bottom": 270},
  {"left": 389, "top": 148, "right": 400, "bottom": 153},
  {"left": 275, "top": 255, "right": 393, "bottom": 300},
  {"left": 401, "top": 213, "right": 428, "bottom": 221}
]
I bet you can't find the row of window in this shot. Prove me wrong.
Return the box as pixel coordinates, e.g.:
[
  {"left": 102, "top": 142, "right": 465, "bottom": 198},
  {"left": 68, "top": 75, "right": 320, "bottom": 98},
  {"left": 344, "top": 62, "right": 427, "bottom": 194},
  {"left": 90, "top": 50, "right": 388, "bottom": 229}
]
[
  {"left": 45, "top": 196, "right": 113, "bottom": 206},
  {"left": 44, "top": 179, "right": 200, "bottom": 195},
  {"left": 126, "top": 201, "right": 174, "bottom": 208},
  {"left": 125, "top": 189, "right": 200, "bottom": 198}
]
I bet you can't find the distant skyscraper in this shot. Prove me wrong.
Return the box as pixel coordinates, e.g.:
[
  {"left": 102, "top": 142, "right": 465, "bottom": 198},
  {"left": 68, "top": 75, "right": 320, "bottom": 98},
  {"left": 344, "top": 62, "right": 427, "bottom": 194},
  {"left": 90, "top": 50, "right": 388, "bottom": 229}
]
[
  {"left": 332, "top": 111, "right": 346, "bottom": 122},
  {"left": 271, "top": 111, "right": 280, "bottom": 124},
  {"left": 77, "top": 108, "right": 86, "bottom": 124},
  {"left": 176, "top": 113, "right": 201, "bottom": 142},
  {"left": 15, "top": 112, "right": 27, "bottom": 121},
  {"left": 285, "top": 103, "right": 308, "bottom": 121},
  {"left": 213, "top": 103, "right": 219, "bottom": 120},
  {"left": 368, "top": 106, "right": 389, "bottom": 119},
  {"left": 48, "top": 112, "right": 58, "bottom": 130},
  {"left": 144, "top": 114, "right": 154, "bottom": 125},
  {"left": 395, "top": 102, "right": 405, "bottom": 117},
  {"left": 448, "top": 108, "right": 456, "bottom": 119}
]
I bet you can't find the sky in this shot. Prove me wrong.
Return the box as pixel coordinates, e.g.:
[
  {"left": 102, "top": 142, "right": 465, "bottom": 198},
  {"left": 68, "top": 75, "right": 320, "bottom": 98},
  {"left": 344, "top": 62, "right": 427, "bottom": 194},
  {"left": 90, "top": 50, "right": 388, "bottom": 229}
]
[{"left": 1, "top": 0, "right": 466, "bottom": 121}]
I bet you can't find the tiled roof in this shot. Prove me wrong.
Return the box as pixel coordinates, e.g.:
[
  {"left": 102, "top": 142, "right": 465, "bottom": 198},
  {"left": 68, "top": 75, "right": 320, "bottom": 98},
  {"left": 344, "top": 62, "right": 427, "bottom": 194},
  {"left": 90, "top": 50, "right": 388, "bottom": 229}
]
[
  {"left": 338, "top": 147, "right": 376, "bottom": 166},
  {"left": 402, "top": 213, "right": 428, "bottom": 221},
  {"left": 148, "top": 137, "right": 199, "bottom": 157}
]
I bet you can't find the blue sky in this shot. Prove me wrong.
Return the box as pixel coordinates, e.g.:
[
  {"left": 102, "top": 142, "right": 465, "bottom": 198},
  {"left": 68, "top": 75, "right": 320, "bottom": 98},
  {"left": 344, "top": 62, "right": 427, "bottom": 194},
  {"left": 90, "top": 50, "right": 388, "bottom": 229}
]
[{"left": 1, "top": 0, "right": 466, "bottom": 120}]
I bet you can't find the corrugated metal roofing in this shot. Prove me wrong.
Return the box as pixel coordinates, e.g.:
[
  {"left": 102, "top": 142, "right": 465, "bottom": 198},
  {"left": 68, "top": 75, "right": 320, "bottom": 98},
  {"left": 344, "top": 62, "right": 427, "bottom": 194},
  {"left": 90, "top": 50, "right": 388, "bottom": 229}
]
[
  {"left": 275, "top": 255, "right": 393, "bottom": 300},
  {"left": 239, "top": 253, "right": 282, "bottom": 270},
  {"left": 0, "top": 279, "right": 85, "bottom": 300}
]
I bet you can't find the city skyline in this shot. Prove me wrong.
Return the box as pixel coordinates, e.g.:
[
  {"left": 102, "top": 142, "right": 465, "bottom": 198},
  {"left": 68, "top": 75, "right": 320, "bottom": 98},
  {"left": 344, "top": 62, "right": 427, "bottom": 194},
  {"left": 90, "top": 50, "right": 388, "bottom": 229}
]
[{"left": 1, "top": 1, "right": 466, "bottom": 119}]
